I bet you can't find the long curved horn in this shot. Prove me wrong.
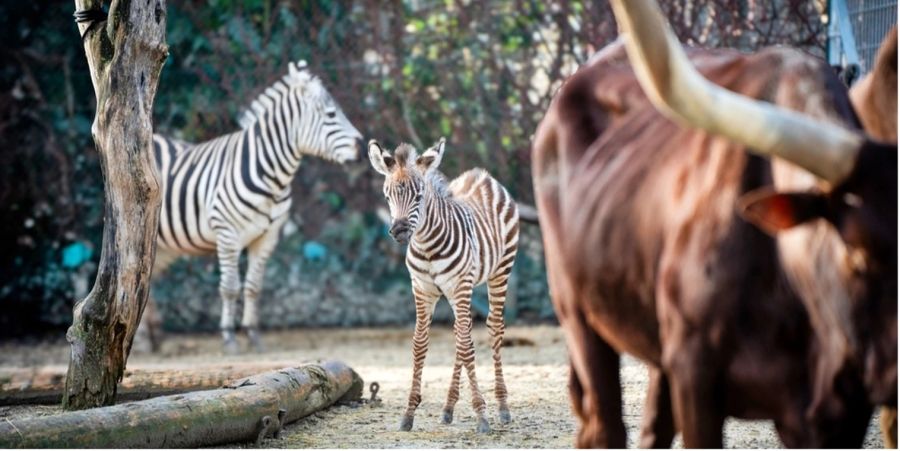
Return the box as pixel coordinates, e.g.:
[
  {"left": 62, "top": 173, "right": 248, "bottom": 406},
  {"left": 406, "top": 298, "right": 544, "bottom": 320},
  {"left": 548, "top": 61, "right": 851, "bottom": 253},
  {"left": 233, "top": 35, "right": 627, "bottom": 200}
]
[{"left": 608, "top": 0, "right": 862, "bottom": 184}]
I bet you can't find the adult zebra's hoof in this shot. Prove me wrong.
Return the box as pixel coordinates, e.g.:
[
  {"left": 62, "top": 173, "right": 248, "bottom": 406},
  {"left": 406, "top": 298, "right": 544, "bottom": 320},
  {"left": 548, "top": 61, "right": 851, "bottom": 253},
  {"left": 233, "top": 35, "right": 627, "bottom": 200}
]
[
  {"left": 476, "top": 417, "right": 491, "bottom": 434},
  {"left": 223, "top": 339, "right": 240, "bottom": 355},
  {"left": 441, "top": 409, "right": 453, "bottom": 424},
  {"left": 222, "top": 329, "right": 239, "bottom": 355},
  {"left": 399, "top": 415, "right": 414, "bottom": 431},
  {"left": 247, "top": 328, "right": 266, "bottom": 353},
  {"left": 499, "top": 409, "right": 511, "bottom": 424}
]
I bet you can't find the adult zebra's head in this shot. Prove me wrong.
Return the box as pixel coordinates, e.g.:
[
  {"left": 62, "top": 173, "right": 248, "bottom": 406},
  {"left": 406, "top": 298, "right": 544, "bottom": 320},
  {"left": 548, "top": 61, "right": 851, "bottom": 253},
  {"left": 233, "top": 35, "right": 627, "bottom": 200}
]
[
  {"left": 239, "top": 60, "right": 364, "bottom": 164},
  {"left": 368, "top": 138, "right": 446, "bottom": 244}
]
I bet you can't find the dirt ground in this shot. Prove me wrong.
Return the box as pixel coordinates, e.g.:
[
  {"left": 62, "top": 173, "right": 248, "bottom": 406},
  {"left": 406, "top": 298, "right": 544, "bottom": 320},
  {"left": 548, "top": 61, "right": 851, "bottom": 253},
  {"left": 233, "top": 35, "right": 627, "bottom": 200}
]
[{"left": 0, "top": 325, "right": 886, "bottom": 448}]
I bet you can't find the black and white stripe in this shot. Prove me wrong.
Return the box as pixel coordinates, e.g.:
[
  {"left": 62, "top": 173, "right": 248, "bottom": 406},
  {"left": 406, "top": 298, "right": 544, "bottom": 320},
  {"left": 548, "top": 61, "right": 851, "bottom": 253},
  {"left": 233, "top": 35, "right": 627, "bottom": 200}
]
[
  {"left": 150, "top": 60, "right": 364, "bottom": 353},
  {"left": 369, "top": 138, "right": 519, "bottom": 433}
]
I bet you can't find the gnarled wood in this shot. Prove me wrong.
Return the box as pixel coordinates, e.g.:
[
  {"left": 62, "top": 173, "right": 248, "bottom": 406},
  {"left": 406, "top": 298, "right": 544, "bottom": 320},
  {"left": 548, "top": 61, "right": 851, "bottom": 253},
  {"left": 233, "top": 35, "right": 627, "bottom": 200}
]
[
  {"left": 64, "top": 0, "right": 168, "bottom": 410},
  {"left": 0, "top": 361, "right": 363, "bottom": 448},
  {"left": 0, "top": 362, "right": 294, "bottom": 406}
]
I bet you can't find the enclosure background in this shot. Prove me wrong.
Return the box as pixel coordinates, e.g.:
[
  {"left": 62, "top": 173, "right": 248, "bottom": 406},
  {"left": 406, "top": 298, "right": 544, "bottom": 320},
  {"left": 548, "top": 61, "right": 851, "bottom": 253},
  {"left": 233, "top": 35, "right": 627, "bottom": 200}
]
[{"left": 0, "top": 0, "right": 827, "bottom": 336}]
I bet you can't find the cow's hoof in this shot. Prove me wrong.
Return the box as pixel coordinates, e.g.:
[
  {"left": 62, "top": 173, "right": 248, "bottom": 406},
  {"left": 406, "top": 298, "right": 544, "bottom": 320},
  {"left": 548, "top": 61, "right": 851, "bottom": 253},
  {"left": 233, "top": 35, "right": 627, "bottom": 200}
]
[
  {"left": 499, "top": 409, "right": 511, "bottom": 424},
  {"left": 476, "top": 417, "right": 490, "bottom": 434},
  {"left": 399, "top": 415, "right": 414, "bottom": 431},
  {"left": 247, "top": 328, "right": 266, "bottom": 353},
  {"left": 441, "top": 409, "right": 453, "bottom": 424}
]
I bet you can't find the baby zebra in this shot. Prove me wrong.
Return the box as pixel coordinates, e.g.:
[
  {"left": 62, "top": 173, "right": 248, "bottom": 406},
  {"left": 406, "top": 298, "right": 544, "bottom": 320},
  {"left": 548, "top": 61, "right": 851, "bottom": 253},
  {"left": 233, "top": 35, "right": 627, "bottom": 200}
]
[{"left": 368, "top": 138, "right": 519, "bottom": 434}]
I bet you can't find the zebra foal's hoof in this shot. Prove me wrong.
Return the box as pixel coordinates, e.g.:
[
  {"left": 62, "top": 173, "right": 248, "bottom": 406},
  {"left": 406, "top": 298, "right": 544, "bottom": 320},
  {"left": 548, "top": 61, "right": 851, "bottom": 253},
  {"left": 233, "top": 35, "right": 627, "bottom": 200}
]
[
  {"left": 476, "top": 417, "right": 491, "bottom": 434},
  {"left": 399, "top": 415, "right": 414, "bottom": 431},
  {"left": 441, "top": 409, "right": 453, "bottom": 424},
  {"left": 499, "top": 409, "right": 511, "bottom": 424}
]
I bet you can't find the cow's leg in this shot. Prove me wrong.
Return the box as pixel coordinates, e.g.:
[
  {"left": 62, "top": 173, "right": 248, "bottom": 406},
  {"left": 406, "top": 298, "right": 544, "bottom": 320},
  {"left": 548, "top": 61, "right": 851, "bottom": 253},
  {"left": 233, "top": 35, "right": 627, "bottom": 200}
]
[
  {"left": 564, "top": 310, "right": 626, "bottom": 448},
  {"left": 242, "top": 220, "right": 284, "bottom": 352},
  {"left": 773, "top": 408, "right": 809, "bottom": 448},
  {"left": 882, "top": 407, "right": 898, "bottom": 449},
  {"left": 820, "top": 393, "right": 873, "bottom": 447},
  {"left": 134, "top": 248, "right": 179, "bottom": 353},
  {"left": 216, "top": 236, "right": 242, "bottom": 355},
  {"left": 638, "top": 367, "right": 676, "bottom": 448},
  {"left": 400, "top": 281, "right": 439, "bottom": 432},
  {"left": 486, "top": 273, "right": 511, "bottom": 424},
  {"left": 568, "top": 360, "right": 586, "bottom": 420},
  {"left": 663, "top": 333, "right": 724, "bottom": 448},
  {"left": 451, "top": 278, "right": 490, "bottom": 433}
]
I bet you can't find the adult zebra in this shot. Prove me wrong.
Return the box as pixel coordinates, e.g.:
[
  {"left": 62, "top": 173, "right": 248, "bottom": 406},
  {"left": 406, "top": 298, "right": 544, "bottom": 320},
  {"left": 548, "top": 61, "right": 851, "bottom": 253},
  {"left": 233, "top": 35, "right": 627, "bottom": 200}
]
[
  {"left": 142, "top": 60, "right": 364, "bottom": 353},
  {"left": 368, "top": 138, "right": 519, "bottom": 434}
]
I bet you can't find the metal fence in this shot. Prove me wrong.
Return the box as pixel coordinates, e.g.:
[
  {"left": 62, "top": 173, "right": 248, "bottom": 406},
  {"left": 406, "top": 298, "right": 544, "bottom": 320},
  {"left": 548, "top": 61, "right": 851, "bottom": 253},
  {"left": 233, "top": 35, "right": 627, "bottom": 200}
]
[{"left": 828, "top": 0, "right": 897, "bottom": 74}]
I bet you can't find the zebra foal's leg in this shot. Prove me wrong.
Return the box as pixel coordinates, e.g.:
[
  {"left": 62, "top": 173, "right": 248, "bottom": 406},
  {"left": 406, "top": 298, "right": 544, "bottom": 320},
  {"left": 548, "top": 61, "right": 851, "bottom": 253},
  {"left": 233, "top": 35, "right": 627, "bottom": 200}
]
[
  {"left": 441, "top": 318, "right": 463, "bottom": 425},
  {"left": 487, "top": 273, "right": 511, "bottom": 424},
  {"left": 400, "top": 282, "right": 439, "bottom": 432},
  {"left": 242, "top": 221, "right": 284, "bottom": 352},
  {"left": 452, "top": 278, "right": 490, "bottom": 433},
  {"left": 216, "top": 239, "right": 243, "bottom": 355}
]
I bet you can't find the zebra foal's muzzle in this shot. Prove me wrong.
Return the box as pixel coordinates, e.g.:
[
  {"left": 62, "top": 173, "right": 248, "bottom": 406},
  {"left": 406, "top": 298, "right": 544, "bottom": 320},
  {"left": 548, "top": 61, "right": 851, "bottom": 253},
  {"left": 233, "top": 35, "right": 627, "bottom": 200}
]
[{"left": 390, "top": 219, "right": 412, "bottom": 244}]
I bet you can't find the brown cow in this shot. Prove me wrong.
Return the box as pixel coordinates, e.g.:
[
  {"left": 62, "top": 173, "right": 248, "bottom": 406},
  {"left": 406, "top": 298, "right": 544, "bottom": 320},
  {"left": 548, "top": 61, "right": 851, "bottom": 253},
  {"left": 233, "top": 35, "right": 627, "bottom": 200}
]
[
  {"left": 849, "top": 26, "right": 899, "bottom": 449},
  {"left": 531, "top": 0, "right": 897, "bottom": 447}
]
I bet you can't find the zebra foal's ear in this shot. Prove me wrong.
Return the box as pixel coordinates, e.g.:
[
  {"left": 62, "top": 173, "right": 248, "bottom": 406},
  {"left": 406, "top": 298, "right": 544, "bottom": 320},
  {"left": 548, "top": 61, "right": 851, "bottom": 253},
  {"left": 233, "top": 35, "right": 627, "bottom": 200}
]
[
  {"left": 416, "top": 137, "right": 446, "bottom": 172},
  {"left": 368, "top": 140, "right": 395, "bottom": 176}
]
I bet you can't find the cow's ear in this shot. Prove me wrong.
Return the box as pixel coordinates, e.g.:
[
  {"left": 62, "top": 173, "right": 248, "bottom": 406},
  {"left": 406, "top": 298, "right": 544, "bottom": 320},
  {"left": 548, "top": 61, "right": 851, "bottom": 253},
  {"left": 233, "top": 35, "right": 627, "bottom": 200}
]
[{"left": 738, "top": 188, "right": 829, "bottom": 235}]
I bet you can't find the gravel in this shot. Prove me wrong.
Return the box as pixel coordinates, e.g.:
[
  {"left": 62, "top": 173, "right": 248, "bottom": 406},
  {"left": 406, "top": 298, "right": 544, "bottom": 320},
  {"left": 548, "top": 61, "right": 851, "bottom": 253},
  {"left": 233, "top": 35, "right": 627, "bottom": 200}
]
[{"left": 0, "top": 325, "right": 886, "bottom": 448}]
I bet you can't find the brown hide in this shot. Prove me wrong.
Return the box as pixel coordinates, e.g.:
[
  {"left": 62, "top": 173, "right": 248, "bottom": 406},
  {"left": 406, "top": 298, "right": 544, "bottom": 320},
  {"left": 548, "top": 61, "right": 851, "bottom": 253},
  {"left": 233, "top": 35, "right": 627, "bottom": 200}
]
[
  {"left": 532, "top": 41, "right": 895, "bottom": 447},
  {"left": 849, "top": 26, "right": 899, "bottom": 450},
  {"left": 851, "top": 27, "right": 898, "bottom": 142}
]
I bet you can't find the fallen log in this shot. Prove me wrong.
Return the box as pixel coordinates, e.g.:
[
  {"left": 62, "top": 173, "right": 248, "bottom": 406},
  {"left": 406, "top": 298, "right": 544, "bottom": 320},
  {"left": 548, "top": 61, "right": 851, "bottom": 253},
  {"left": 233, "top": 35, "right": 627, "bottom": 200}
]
[
  {"left": 0, "top": 360, "right": 363, "bottom": 448},
  {"left": 0, "top": 362, "right": 297, "bottom": 406}
]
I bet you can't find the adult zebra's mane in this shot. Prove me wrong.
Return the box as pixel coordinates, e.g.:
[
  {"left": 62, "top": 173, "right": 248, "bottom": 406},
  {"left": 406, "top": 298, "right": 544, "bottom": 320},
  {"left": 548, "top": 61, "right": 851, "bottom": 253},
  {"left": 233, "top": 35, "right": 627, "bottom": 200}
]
[{"left": 237, "top": 60, "right": 323, "bottom": 129}]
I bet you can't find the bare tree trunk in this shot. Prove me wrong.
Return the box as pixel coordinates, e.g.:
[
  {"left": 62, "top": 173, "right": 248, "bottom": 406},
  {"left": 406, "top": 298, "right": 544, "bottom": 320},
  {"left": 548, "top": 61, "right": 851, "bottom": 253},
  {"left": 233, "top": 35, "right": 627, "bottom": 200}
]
[
  {"left": 63, "top": 0, "right": 167, "bottom": 410},
  {"left": 1, "top": 361, "right": 364, "bottom": 448}
]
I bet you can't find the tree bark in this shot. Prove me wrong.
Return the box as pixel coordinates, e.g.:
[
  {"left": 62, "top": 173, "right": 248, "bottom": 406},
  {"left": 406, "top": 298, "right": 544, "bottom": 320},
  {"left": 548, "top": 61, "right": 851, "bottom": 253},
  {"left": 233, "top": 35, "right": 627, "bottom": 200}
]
[
  {"left": 0, "top": 361, "right": 364, "bottom": 448},
  {"left": 64, "top": 0, "right": 167, "bottom": 410},
  {"left": 1, "top": 362, "right": 295, "bottom": 406}
]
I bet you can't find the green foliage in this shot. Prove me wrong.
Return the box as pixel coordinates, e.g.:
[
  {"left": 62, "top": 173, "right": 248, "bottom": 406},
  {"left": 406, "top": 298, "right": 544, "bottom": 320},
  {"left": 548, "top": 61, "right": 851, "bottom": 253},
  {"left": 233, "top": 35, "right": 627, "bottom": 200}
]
[{"left": 1, "top": 0, "right": 826, "bottom": 334}]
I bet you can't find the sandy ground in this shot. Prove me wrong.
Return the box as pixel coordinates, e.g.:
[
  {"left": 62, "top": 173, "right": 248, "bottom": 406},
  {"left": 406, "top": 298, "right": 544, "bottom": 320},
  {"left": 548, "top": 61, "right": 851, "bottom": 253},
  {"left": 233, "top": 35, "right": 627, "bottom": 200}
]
[{"left": 0, "top": 325, "right": 886, "bottom": 448}]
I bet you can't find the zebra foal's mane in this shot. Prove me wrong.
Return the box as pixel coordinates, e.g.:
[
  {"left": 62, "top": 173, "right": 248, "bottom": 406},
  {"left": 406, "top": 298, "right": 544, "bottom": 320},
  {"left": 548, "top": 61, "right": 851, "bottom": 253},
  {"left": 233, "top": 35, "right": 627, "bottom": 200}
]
[
  {"left": 393, "top": 143, "right": 451, "bottom": 199},
  {"left": 236, "top": 60, "right": 325, "bottom": 129}
]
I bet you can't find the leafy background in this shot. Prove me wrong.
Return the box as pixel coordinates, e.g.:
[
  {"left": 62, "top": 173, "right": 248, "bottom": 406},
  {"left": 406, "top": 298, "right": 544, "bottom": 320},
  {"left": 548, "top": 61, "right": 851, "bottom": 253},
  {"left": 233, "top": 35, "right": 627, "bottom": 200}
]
[{"left": 0, "top": 0, "right": 825, "bottom": 336}]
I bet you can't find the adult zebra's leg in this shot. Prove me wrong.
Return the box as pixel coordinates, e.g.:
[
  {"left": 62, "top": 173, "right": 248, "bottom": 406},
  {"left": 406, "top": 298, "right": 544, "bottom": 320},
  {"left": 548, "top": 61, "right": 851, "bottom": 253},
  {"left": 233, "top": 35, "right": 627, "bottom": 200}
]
[
  {"left": 242, "top": 220, "right": 284, "bottom": 352},
  {"left": 216, "top": 238, "right": 243, "bottom": 355},
  {"left": 487, "top": 272, "right": 511, "bottom": 424},
  {"left": 400, "top": 281, "right": 439, "bottom": 432},
  {"left": 451, "top": 278, "right": 490, "bottom": 433},
  {"left": 134, "top": 248, "right": 180, "bottom": 353}
]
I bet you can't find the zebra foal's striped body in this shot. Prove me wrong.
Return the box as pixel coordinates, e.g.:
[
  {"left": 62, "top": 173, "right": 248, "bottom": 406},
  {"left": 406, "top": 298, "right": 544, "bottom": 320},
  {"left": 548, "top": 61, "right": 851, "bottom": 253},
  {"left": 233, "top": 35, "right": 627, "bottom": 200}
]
[
  {"left": 369, "top": 138, "right": 519, "bottom": 433},
  {"left": 144, "top": 61, "right": 363, "bottom": 353}
]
